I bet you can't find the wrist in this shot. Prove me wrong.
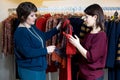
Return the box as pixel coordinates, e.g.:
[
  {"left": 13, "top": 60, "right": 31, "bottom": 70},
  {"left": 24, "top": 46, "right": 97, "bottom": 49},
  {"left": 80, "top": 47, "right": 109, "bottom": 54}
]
[
  {"left": 76, "top": 44, "right": 81, "bottom": 49},
  {"left": 56, "top": 26, "right": 60, "bottom": 30}
]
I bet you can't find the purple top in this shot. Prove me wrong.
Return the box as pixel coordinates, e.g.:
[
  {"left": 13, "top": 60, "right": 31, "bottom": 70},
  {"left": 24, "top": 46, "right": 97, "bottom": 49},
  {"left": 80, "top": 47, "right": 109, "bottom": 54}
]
[{"left": 78, "top": 31, "right": 108, "bottom": 80}]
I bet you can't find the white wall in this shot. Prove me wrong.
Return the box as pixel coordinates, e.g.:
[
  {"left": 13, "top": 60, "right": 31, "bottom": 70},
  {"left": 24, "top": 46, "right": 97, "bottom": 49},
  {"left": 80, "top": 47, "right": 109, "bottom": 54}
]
[
  {"left": 0, "top": 0, "right": 17, "bottom": 22},
  {"left": 42, "top": 0, "right": 120, "bottom": 7},
  {"left": 0, "top": 0, "right": 120, "bottom": 22}
]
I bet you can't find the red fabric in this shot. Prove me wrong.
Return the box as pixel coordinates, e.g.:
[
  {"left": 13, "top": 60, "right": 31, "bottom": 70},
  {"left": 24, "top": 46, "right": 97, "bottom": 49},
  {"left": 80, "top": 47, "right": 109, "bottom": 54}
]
[
  {"left": 61, "top": 19, "right": 76, "bottom": 80},
  {"left": 45, "top": 17, "right": 59, "bottom": 73},
  {"left": 63, "top": 32, "right": 70, "bottom": 39},
  {"left": 62, "top": 19, "right": 76, "bottom": 55},
  {"left": 46, "top": 63, "right": 57, "bottom": 73},
  {"left": 36, "top": 14, "right": 51, "bottom": 32},
  {"left": 46, "top": 53, "right": 58, "bottom": 73},
  {"left": 67, "top": 55, "right": 71, "bottom": 80},
  {"left": 59, "top": 66, "right": 67, "bottom": 80},
  {"left": 44, "top": 13, "right": 51, "bottom": 19},
  {"left": 36, "top": 17, "right": 47, "bottom": 32},
  {"left": 62, "top": 19, "right": 70, "bottom": 28}
]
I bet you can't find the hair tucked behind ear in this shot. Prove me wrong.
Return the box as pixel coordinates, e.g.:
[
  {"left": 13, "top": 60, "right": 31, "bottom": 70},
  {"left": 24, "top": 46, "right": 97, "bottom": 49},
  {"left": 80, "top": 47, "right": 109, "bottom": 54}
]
[{"left": 84, "top": 4, "right": 105, "bottom": 31}]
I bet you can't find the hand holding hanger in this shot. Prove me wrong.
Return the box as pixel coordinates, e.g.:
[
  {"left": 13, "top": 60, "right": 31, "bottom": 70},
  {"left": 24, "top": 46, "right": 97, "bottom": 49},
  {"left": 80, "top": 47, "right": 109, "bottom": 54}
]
[
  {"left": 47, "top": 45, "right": 56, "bottom": 54},
  {"left": 56, "top": 21, "right": 62, "bottom": 30}
]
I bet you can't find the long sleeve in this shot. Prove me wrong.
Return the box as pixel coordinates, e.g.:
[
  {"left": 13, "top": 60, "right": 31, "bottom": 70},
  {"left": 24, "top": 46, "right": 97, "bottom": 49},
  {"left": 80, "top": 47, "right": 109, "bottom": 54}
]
[
  {"left": 34, "top": 25, "right": 59, "bottom": 41},
  {"left": 86, "top": 32, "right": 108, "bottom": 63}
]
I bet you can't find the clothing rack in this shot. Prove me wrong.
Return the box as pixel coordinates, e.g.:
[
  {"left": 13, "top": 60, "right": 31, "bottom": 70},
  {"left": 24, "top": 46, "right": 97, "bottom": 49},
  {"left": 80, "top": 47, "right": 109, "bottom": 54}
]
[
  {"left": 38, "top": 7, "right": 120, "bottom": 14},
  {"left": 103, "top": 7, "right": 120, "bottom": 16},
  {"left": 103, "top": 7, "right": 120, "bottom": 11},
  {"left": 8, "top": 8, "right": 16, "bottom": 15}
]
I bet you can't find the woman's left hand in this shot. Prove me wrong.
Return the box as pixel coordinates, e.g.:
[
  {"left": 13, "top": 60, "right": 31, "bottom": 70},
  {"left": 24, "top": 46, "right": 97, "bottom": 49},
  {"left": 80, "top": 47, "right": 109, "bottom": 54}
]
[{"left": 68, "top": 35, "right": 80, "bottom": 48}]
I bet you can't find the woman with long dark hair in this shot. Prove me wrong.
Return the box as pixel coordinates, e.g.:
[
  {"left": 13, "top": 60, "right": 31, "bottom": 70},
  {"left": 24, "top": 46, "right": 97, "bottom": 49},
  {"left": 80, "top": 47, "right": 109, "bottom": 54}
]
[{"left": 68, "top": 4, "right": 108, "bottom": 80}]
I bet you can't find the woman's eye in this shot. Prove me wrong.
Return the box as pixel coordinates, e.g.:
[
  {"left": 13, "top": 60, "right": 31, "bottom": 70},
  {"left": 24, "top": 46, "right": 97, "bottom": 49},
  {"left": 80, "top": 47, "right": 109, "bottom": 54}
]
[
  {"left": 31, "top": 15, "right": 34, "bottom": 17},
  {"left": 31, "top": 14, "right": 36, "bottom": 17}
]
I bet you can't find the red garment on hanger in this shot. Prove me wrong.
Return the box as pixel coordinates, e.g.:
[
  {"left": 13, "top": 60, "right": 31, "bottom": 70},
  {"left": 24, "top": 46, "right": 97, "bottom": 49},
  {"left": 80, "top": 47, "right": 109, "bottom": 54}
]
[
  {"left": 59, "top": 19, "right": 76, "bottom": 80},
  {"left": 45, "top": 17, "right": 59, "bottom": 73},
  {"left": 62, "top": 19, "right": 76, "bottom": 55},
  {"left": 36, "top": 14, "right": 51, "bottom": 32},
  {"left": 36, "top": 17, "right": 47, "bottom": 32}
]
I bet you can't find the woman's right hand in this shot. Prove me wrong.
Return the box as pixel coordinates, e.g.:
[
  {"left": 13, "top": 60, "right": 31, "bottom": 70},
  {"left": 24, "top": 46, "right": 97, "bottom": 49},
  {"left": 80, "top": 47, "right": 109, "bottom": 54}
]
[
  {"left": 47, "top": 45, "right": 56, "bottom": 54},
  {"left": 68, "top": 35, "right": 80, "bottom": 48},
  {"left": 56, "top": 21, "right": 62, "bottom": 30}
]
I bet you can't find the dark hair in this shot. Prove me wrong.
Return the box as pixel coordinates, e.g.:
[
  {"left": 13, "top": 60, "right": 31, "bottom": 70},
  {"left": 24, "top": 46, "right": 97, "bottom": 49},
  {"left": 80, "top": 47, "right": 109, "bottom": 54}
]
[
  {"left": 84, "top": 4, "right": 105, "bottom": 31},
  {"left": 16, "top": 2, "right": 37, "bottom": 23}
]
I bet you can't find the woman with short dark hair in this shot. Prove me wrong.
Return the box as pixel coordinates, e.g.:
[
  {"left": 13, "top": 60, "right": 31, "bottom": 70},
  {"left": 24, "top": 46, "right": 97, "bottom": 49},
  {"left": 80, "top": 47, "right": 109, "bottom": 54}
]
[
  {"left": 14, "top": 2, "right": 61, "bottom": 80},
  {"left": 16, "top": 2, "right": 37, "bottom": 23}
]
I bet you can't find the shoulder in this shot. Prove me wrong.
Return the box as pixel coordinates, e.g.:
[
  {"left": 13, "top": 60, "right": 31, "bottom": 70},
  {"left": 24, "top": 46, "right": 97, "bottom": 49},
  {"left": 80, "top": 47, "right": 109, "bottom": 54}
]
[
  {"left": 89, "top": 31, "right": 107, "bottom": 43},
  {"left": 32, "top": 25, "right": 41, "bottom": 32},
  {"left": 14, "top": 27, "right": 29, "bottom": 38},
  {"left": 88, "top": 31, "right": 106, "bottom": 37},
  {"left": 97, "top": 31, "right": 107, "bottom": 38}
]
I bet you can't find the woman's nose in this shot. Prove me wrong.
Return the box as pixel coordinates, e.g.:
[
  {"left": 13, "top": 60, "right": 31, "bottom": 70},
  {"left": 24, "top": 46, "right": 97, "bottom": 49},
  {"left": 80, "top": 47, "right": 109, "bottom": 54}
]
[{"left": 34, "top": 16, "right": 37, "bottom": 20}]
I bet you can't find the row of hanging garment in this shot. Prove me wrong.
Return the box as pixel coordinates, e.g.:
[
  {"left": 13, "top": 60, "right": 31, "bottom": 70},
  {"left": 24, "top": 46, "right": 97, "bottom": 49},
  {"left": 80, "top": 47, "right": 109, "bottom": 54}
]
[
  {"left": 36, "top": 13, "right": 75, "bottom": 80},
  {"left": 3, "top": 11, "right": 120, "bottom": 80},
  {"left": 1, "top": 13, "right": 19, "bottom": 55},
  {"left": 2, "top": 7, "right": 120, "bottom": 80},
  {"left": 1, "top": 13, "right": 20, "bottom": 79},
  {"left": 37, "top": 12, "right": 120, "bottom": 80},
  {"left": 35, "top": 13, "right": 91, "bottom": 80},
  {"left": 30, "top": 11, "right": 120, "bottom": 80},
  {"left": 105, "top": 17, "right": 120, "bottom": 80}
]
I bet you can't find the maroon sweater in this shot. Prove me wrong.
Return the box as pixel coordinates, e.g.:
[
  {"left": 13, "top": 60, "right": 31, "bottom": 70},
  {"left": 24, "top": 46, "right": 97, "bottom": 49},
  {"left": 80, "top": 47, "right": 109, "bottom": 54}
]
[{"left": 78, "top": 31, "right": 108, "bottom": 80}]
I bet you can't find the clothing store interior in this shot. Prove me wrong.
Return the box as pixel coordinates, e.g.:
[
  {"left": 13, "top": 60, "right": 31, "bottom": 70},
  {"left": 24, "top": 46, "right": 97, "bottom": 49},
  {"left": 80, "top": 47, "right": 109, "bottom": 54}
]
[{"left": 0, "top": 0, "right": 120, "bottom": 80}]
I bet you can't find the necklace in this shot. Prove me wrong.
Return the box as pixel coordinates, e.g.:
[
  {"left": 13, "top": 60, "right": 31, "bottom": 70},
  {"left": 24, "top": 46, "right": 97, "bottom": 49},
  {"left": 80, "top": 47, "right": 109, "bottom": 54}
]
[
  {"left": 27, "top": 27, "right": 44, "bottom": 48},
  {"left": 21, "top": 23, "right": 44, "bottom": 48},
  {"left": 26, "top": 26, "right": 44, "bottom": 48}
]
